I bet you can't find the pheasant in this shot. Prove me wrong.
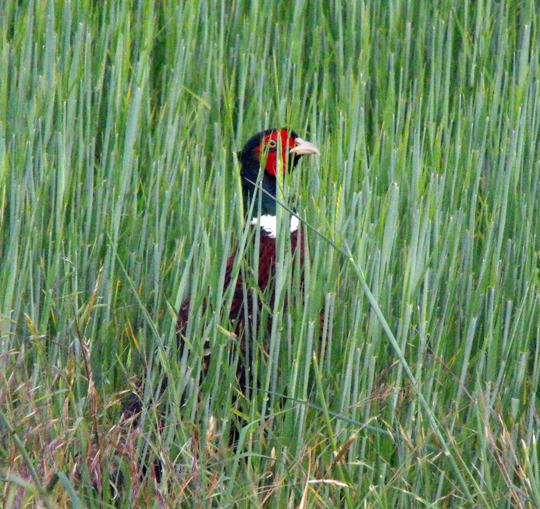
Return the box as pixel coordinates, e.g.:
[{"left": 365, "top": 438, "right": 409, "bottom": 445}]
[{"left": 177, "top": 128, "right": 320, "bottom": 370}]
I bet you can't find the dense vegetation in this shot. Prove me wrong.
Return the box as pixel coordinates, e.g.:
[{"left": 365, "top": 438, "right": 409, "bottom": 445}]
[{"left": 1, "top": 1, "right": 539, "bottom": 507}]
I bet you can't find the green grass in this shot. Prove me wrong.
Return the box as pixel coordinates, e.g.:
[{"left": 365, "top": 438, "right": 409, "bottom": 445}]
[{"left": 1, "top": 0, "right": 540, "bottom": 507}]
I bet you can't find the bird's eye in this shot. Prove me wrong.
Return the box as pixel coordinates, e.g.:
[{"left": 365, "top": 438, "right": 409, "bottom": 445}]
[{"left": 267, "top": 139, "right": 277, "bottom": 149}]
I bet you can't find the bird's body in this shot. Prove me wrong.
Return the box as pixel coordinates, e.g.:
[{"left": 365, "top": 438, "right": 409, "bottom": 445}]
[
  {"left": 123, "top": 128, "right": 319, "bottom": 430},
  {"left": 177, "top": 217, "right": 306, "bottom": 338}
]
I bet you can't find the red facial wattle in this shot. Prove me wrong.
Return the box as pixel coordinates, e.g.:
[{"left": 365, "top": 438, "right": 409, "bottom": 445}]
[{"left": 256, "top": 129, "right": 295, "bottom": 176}]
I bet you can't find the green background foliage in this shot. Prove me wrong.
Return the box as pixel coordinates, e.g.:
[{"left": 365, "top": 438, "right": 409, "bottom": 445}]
[{"left": 1, "top": 0, "right": 539, "bottom": 507}]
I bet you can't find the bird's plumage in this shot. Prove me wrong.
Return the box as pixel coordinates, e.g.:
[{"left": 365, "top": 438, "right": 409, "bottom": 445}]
[
  {"left": 177, "top": 128, "right": 319, "bottom": 363},
  {"left": 123, "top": 128, "right": 319, "bottom": 429}
]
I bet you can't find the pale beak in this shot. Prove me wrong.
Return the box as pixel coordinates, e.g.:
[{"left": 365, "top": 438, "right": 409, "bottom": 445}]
[{"left": 290, "top": 137, "right": 321, "bottom": 156}]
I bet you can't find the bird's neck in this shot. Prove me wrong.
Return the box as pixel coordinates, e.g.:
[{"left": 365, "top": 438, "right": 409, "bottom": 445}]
[
  {"left": 250, "top": 215, "right": 299, "bottom": 238},
  {"left": 242, "top": 169, "right": 299, "bottom": 237},
  {"left": 242, "top": 174, "right": 278, "bottom": 217}
]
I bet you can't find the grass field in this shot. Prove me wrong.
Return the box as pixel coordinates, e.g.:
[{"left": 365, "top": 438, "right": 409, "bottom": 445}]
[{"left": 1, "top": 0, "right": 540, "bottom": 507}]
